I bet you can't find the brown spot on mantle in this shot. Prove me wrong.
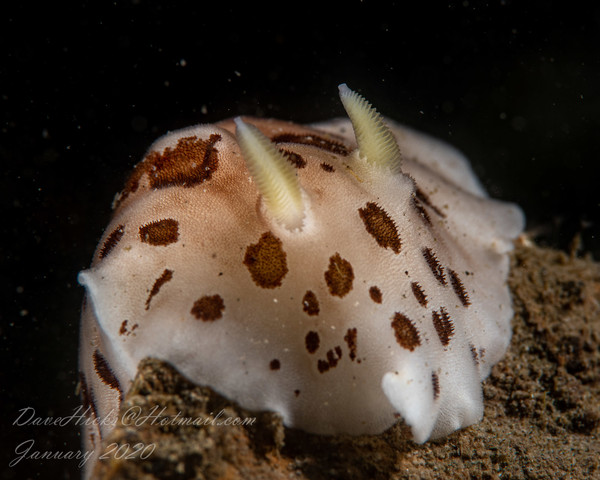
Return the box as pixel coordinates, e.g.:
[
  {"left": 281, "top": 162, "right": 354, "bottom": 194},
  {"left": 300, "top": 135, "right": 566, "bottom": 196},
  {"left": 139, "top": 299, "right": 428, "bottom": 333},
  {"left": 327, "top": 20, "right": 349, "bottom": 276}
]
[
  {"left": 469, "top": 343, "right": 480, "bottom": 365},
  {"left": 145, "top": 269, "right": 174, "bottom": 310},
  {"left": 139, "top": 219, "right": 179, "bottom": 246},
  {"left": 449, "top": 268, "right": 471, "bottom": 307},
  {"left": 369, "top": 286, "right": 383, "bottom": 304},
  {"left": 317, "top": 346, "right": 343, "bottom": 373},
  {"left": 302, "top": 290, "right": 320, "bottom": 316},
  {"left": 411, "top": 282, "right": 428, "bottom": 307},
  {"left": 324, "top": 253, "right": 354, "bottom": 298},
  {"left": 279, "top": 149, "right": 306, "bottom": 168},
  {"left": 344, "top": 328, "right": 358, "bottom": 361},
  {"left": 191, "top": 294, "right": 225, "bottom": 321},
  {"left": 422, "top": 247, "right": 446, "bottom": 286},
  {"left": 271, "top": 132, "right": 350, "bottom": 156},
  {"left": 358, "top": 202, "right": 401, "bottom": 254},
  {"left": 391, "top": 312, "right": 421, "bottom": 351},
  {"left": 119, "top": 320, "right": 139, "bottom": 336},
  {"left": 93, "top": 349, "right": 123, "bottom": 400},
  {"left": 432, "top": 372, "right": 440, "bottom": 400},
  {"left": 243, "top": 232, "right": 288, "bottom": 289},
  {"left": 305, "top": 331, "right": 320, "bottom": 354},
  {"left": 99, "top": 225, "right": 125, "bottom": 259},
  {"left": 269, "top": 359, "right": 281, "bottom": 371},
  {"left": 432, "top": 307, "right": 454, "bottom": 346}
]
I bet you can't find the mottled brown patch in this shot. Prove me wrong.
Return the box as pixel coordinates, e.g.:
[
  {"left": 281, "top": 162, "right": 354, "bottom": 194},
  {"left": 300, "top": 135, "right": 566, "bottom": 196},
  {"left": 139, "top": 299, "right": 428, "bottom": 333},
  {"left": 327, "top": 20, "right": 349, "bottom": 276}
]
[
  {"left": 93, "top": 349, "right": 123, "bottom": 400},
  {"left": 344, "top": 328, "right": 358, "bottom": 361},
  {"left": 139, "top": 219, "right": 179, "bottom": 246},
  {"left": 432, "top": 372, "right": 440, "bottom": 400},
  {"left": 324, "top": 253, "right": 354, "bottom": 297},
  {"left": 305, "top": 331, "right": 320, "bottom": 354},
  {"left": 415, "top": 187, "right": 446, "bottom": 218},
  {"left": 358, "top": 202, "right": 401, "bottom": 254},
  {"left": 271, "top": 132, "right": 350, "bottom": 156},
  {"left": 369, "top": 286, "right": 383, "bottom": 304},
  {"left": 448, "top": 268, "right": 471, "bottom": 307},
  {"left": 146, "top": 134, "right": 221, "bottom": 189},
  {"left": 411, "top": 282, "right": 428, "bottom": 307},
  {"left": 145, "top": 269, "right": 174, "bottom": 310},
  {"left": 117, "top": 134, "right": 222, "bottom": 207},
  {"left": 391, "top": 312, "right": 421, "bottom": 351},
  {"left": 270, "top": 359, "right": 281, "bottom": 371},
  {"left": 79, "top": 372, "right": 98, "bottom": 420},
  {"left": 191, "top": 294, "right": 225, "bottom": 321},
  {"left": 243, "top": 232, "right": 288, "bottom": 289},
  {"left": 423, "top": 247, "right": 447, "bottom": 286},
  {"left": 432, "top": 307, "right": 454, "bottom": 346},
  {"left": 99, "top": 225, "right": 125, "bottom": 259},
  {"left": 320, "top": 162, "right": 335, "bottom": 172},
  {"left": 280, "top": 149, "right": 306, "bottom": 168},
  {"left": 302, "top": 290, "right": 320, "bottom": 316},
  {"left": 412, "top": 196, "right": 432, "bottom": 226}
]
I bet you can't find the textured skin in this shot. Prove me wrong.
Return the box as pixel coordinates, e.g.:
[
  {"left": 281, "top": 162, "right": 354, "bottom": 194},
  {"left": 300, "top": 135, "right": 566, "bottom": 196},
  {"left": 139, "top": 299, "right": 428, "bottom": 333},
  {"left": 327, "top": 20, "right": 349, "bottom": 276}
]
[{"left": 78, "top": 116, "right": 524, "bottom": 477}]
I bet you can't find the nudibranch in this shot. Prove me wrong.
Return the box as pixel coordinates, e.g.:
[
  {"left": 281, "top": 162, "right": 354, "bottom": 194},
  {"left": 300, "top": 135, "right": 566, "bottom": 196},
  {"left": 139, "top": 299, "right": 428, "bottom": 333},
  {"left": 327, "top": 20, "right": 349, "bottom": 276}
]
[{"left": 78, "top": 84, "right": 524, "bottom": 476}]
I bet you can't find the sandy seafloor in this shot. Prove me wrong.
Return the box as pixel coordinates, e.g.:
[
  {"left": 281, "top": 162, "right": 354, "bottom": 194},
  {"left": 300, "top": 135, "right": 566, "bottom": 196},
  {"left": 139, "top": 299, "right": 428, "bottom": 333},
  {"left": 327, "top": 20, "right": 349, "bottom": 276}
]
[{"left": 2, "top": 2, "right": 599, "bottom": 479}]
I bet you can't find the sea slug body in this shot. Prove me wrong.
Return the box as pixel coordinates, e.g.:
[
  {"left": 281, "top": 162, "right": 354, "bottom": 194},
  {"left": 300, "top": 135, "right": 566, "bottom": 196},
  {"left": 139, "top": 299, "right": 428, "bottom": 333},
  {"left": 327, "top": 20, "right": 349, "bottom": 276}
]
[{"left": 78, "top": 84, "right": 524, "bottom": 478}]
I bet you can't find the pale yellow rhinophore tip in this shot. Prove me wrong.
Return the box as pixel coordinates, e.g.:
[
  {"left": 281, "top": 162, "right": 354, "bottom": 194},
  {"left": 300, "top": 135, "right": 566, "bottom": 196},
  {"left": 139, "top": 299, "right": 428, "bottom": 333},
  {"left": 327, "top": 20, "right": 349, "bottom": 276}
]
[
  {"left": 235, "top": 117, "right": 305, "bottom": 230},
  {"left": 338, "top": 84, "right": 402, "bottom": 174}
]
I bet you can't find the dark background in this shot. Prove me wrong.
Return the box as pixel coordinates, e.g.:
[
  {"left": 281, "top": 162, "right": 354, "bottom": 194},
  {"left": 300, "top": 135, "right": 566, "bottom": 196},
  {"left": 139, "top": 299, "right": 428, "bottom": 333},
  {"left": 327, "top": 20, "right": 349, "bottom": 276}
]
[{"left": 2, "top": 1, "right": 598, "bottom": 478}]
